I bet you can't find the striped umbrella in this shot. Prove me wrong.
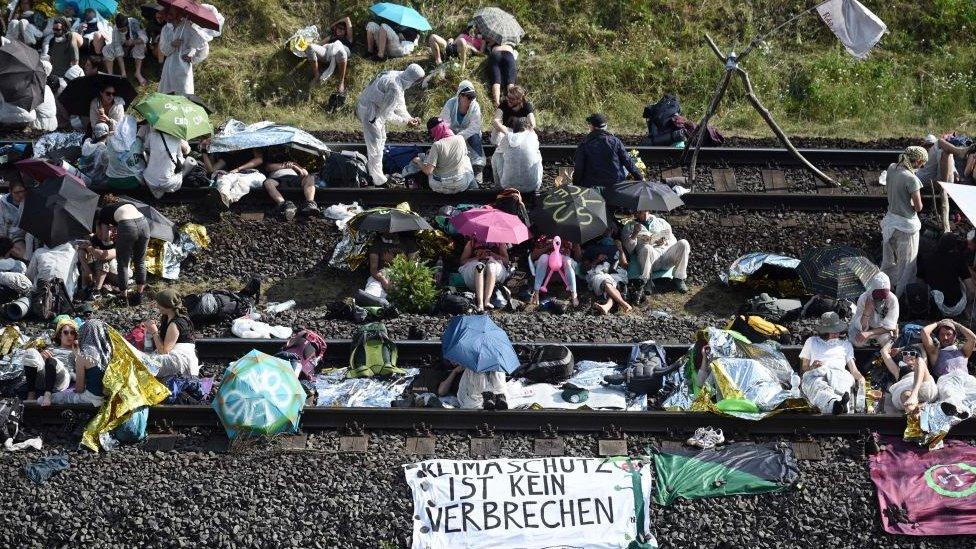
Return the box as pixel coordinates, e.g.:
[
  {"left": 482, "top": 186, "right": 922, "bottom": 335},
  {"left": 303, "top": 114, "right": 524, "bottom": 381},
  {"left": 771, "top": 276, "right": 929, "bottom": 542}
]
[
  {"left": 472, "top": 7, "right": 525, "bottom": 45},
  {"left": 797, "top": 245, "right": 879, "bottom": 300}
]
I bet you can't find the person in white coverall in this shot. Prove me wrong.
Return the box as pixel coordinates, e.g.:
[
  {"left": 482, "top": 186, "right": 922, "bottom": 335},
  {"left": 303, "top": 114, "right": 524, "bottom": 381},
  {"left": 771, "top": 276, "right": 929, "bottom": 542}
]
[{"left": 356, "top": 63, "right": 425, "bottom": 186}]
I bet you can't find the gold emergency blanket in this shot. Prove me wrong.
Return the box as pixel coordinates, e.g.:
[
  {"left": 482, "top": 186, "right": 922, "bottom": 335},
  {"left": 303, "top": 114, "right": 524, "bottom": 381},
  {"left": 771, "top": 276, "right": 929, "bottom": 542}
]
[
  {"left": 145, "top": 223, "right": 210, "bottom": 280},
  {"left": 81, "top": 329, "right": 171, "bottom": 452}
]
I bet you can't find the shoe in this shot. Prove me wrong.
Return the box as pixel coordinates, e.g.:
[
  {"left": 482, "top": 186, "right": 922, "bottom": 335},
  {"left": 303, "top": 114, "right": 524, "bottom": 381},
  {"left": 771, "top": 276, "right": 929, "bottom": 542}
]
[
  {"left": 833, "top": 392, "right": 851, "bottom": 415},
  {"left": 482, "top": 391, "right": 496, "bottom": 410},
  {"left": 863, "top": 431, "right": 881, "bottom": 456},
  {"left": 278, "top": 200, "right": 297, "bottom": 221},
  {"left": 298, "top": 200, "right": 320, "bottom": 216},
  {"left": 675, "top": 280, "right": 689, "bottom": 294},
  {"left": 494, "top": 393, "right": 508, "bottom": 410},
  {"left": 240, "top": 275, "right": 263, "bottom": 301},
  {"left": 687, "top": 427, "right": 724, "bottom": 449}
]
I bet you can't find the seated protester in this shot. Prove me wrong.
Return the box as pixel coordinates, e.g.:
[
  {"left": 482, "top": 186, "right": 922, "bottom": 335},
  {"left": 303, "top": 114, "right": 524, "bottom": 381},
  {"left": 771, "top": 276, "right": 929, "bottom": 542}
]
[
  {"left": 143, "top": 3, "right": 165, "bottom": 63},
  {"left": 572, "top": 113, "right": 642, "bottom": 189},
  {"left": 143, "top": 125, "right": 193, "bottom": 197},
  {"left": 30, "top": 70, "right": 58, "bottom": 133},
  {"left": 849, "top": 272, "right": 899, "bottom": 347},
  {"left": 143, "top": 289, "right": 199, "bottom": 378},
  {"left": 42, "top": 18, "right": 80, "bottom": 79},
  {"left": 26, "top": 242, "right": 80, "bottom": 300},
  {"left": 880, "top": 341, "right": 937, "bottom": 414},
  {"left": 529, "top": 235, "right": 578, "bottom": 307},
  {"left": 5, "top": 1, "right": 44, "bottom": 46},
  {"left": 0, "top": 180, "right": 27, "bottom": 258},
  {"left": 440, "top": 364, "right": 508, "bottom": 410},
  {"left": 916, "top": 134, "right": 975, "bottom": 231},
  {"left": 491, "top": 86, "right": 535, "bottom": 143},
  {"left": 103, "top": 14, "right": 148, "bottom": 85},
  {"left": 357, "top": 235, "right": 417, "bottom": 308},
  {"left": 50, "top": 318, "right": 111, "bottom": 406},
  {"left": 104, "top": 115, "right": 146, "bottom": 190},
  {"left": 439, "top": 81, "right": 486, "bottom": 181},
  {"left": 78, "top": 122, "right": 110, "bottom": 184},
  {"left": 577, "top": 230, "right": 632, "bottom": 315},
  {"left": 799, "top": 312, "right": 864, "bottom": 415},
  {"left": 307, "top": 16, "right": 352, "bottom": 92},
  {"left": 88, "top": 81, "right": 125, "bottom": 132},
  {"left": 491, "top": 116, "right": 542, "bottom": 193},
  {"left": 920, "top": 319, "right": 976, "bottom": 417},
  {"left": 916, "top": 232, "right": 971, "bottom": 318},
  {"left": 0, "top": 237, "right": 31, "bottom": 310},
  {"left": 621, "top": 209, "right": 690, "bottom": 299},
  {"left": 412, "top": 117, "right": 477, "bottom": 194},
  {"left": 76, "top": 220, "right": 116, "bottom": 298},
  {"left": 429, "top": 24, "right": 485, "bottom": 69},
  {"left": 96, "top": 199, "right": 149, "bottom": 305},
  {"left": 365, "top": 20, "right": 418, "bottom": 60},
  {"left": 29, "top": 316, "right": 77, "bottom": 406},
  {"left": 458, "top": 237, "right": 510, "bottom": 312},
  {"left": 227, "top": 148, "right": 319, "bottom": 220},
  {"left": 73, "top": 8, "right": 110, "bottom": 57}
]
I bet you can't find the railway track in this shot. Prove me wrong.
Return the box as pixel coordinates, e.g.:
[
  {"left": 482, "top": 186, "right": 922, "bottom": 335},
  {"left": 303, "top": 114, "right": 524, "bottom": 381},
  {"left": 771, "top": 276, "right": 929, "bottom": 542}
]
[{"left": 22, "top": 338, "right": 973, "bottom": 436}]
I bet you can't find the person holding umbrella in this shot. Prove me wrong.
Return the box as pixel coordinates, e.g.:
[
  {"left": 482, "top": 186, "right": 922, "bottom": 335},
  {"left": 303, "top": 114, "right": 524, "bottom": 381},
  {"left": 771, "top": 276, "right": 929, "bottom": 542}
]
[
  {"left": 158, "top": 9, "right": 208, "bottom": 94},
  {"left": 621, "top": 209, "right": 691, "bottom": 299},
  {"left": 365, "top": 3, "right": 428, "bottom": 60},
  {"left": 440, "top": 315, "right": 516, "bottom": 410},
  {"left": 143, "top": 123, "right": 191, "bottom": 197},
  {"left": 573, "top": 113, "right": 643, "bottom": 189},
  {"left": 356, "top": 63, "right": 424, "bottom": 186},
  {"left": 95, "top": 197, "right": 149, "bottom": 305}
]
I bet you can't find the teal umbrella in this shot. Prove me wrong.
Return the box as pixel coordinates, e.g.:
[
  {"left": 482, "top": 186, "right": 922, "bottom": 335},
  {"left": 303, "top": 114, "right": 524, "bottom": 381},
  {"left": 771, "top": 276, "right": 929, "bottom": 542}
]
[
  {"left": 369, "top": 2, "right": 431, "bottom": 31},
  {"left": 212, "top": 350, "right": 306, "bottom": 439},
  {"left": 56, "top": 0, "right": 118, "bottom": 18}
]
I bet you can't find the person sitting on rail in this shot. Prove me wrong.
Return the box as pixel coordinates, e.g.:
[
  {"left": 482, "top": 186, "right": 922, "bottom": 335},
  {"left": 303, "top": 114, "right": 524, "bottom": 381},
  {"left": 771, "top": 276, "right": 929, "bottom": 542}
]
[
  {"left": 920, "top": 319, "right": 976, "bottom": 419},
  {"left": 76, "top": 218, "right": 117, "bottom": 300},
  {"left": 572, "top": 113, "right": 642, "bottom": 189},
  {"left": 439, "top": 81, "right": 486, "bottom": 183},
  {"left": 306, "top": 16, "right": 352, "bottom": 93},
  {"left": 49, "top": 318, "right": 111, "bottom": 407},
  {"left": 438, "top": 363, "right": 509, "bottom": 410},
  {"left": 849, "top": 272, "right": 899, "bottom": 348},
  {"left": 621, "top": 209, "right": 690, "bottom": 301},
  {"left": 458, "top": 236, "right": 510, "bottom": 313},
  {"left": 880, "top": 341, "right": 937, "bottom": 415},
  {"left": 916, "top": 232, "right": 973, "bottom": 320},
  {"left": 577, "top": 228, "right": 631, "bottom": 315},
  {"left": 412, "top": 117, "right": 477, "bottom": 194},
  {"left": 0, "top": 180, "right": 28, "bottom": 259},
  {"left": 226, "top": 147, "right": 319, "bottom": 221},
  {"left": 365, "top": 20, "right": 419, "bottom": 60},
  {"left": 20, "top": 317, "right": 73, "bottom": 406},
  {"left": 357, "top": 234, "right": 418, "bottom": 309},
  {"left": 916, "top": 134, "right": 975, "bottom": 231},
  {"left": 799, "top": 312, "right": 864, "bottom": 415},
  {"left": 881, "top": 146, "right": 927, "bottom": 296},
  {"left": 143, "top": 289, "right": 200, "bottom": 379},
  {"left": 491, "top": 85, "right": 535, "bottom": 143},
  {"left": 491, "top": 116, "right": 542, "bottom": 193},
  {"left": 528, "top": 235, "right": 579, "bottom": 308}
]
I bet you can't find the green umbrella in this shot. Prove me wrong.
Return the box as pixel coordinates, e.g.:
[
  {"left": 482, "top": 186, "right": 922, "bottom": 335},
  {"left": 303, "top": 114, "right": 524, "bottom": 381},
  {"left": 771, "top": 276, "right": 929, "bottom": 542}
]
[
  {"left": 133, "top": 93, "right": 213, "bottom": 140},
  {"left": 212, "top": 350, "right": 306, "bottom": 439}
]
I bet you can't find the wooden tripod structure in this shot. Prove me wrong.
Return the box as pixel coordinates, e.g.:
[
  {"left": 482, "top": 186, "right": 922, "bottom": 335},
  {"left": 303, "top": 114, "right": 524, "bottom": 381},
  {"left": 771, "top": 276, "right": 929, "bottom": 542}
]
[{"left": 686, "top": 8, "right": 837, "bottom": 186}]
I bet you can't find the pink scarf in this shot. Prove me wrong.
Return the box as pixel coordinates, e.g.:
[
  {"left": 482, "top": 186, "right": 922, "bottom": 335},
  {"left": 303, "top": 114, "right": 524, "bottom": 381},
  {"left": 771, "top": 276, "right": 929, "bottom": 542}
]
[{"left": 430, "top": 121, "right": 455, "bottom": 142}]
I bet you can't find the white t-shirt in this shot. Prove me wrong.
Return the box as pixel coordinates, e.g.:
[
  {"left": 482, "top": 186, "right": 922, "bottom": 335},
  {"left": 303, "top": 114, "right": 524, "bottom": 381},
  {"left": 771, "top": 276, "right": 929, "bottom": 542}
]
[{"left": 799, "top": 336, "right": 854, "bottom": 370}]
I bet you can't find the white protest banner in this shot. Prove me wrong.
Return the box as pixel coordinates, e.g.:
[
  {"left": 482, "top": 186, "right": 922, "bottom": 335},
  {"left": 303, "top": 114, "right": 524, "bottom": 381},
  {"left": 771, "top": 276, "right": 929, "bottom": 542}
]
[
  {"left": 815, "top": 0, "right": 887, "bottom": 59},
  {"left": 404, "top": 457, "right": 656, "bottom": 549}
]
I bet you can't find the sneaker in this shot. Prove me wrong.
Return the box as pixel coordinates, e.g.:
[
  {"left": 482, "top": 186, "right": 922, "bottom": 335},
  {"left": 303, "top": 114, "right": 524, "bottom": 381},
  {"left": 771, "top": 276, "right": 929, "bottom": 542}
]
[
  {"left": 482, "top": 391, "right": 496, "bottom": 411},
  {"left": 686, "top": 427, "right": 708, "bottom": 448},
  {"left": 686, "top": 427, "right": 724, "bottom": 449},
  {"left": 675, "top": 280, "right": 689, "bottom": 294},
  {"left": 278, "top": 200, "right": 297, "bottom": 221},
  {"left": 494, "top": 393, "right": 508, "bottom": 410},
  {"left": 298, "top": 200, "right": 320, "bottom": 216}
]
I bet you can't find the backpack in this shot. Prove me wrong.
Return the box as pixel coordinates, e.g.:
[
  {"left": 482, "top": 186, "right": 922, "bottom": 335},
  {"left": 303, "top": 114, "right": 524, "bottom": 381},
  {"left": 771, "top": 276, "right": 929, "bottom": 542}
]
[
  {"left": 643, "top": 95, "right": 683, "bottom": 145},
  {"left": 276, "top": 329, "right": 328, "bottom": 380},
  {"left": 727, "top": 315, "right": 791, "bottom": 344},
  {"left": 0, "top": 398, "right": 23, "bottom": 442},
  {"left": 320, "top": 151, "right": 370, "bottom": 188},
  {"left": 182, "top": 164, "right": 211, "bottom": 188},
  {"left": 29, "top": 278, "right": 73, "bottom": 321},
  {"left": 901, "top": 282, "right": 932, "bottom": 322},
  {"left": 184, "top": 290, "right": 252, "bottom": 325},
  {"left": 348, "top": 322, "right": 402, "bottom": 378},
  {"left": 383, "top": 145, "right": 423, "bottom": 175},
  {"left": 516, "top": 345, "right": 575, "bottom": 384},
  {"left": 604, "top": 342, "right": 675, "bottom": 396},
  {"left": 437, "top": 291, "right": 474, "bottom": 315}
]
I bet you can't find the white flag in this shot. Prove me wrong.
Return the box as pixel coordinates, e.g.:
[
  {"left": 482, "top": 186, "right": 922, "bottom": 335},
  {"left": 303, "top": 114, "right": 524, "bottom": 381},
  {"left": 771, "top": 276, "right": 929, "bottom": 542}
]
[{"left": 816, "top": 0, "right": 887, "bottom": 59}]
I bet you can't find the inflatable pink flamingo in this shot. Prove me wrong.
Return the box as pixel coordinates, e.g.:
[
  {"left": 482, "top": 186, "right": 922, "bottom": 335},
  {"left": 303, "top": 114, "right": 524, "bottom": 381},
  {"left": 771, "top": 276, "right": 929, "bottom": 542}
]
[{"left": 539, "top": 236, "right": 569, "bottom": 293}]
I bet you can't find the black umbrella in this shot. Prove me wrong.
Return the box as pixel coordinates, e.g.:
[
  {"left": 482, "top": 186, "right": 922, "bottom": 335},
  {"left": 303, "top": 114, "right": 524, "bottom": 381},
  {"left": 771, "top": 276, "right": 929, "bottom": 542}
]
[
  {"left": 604, "top": 180, "right": 684, "bottom": 212},
  {"left": 60, "top": 73, "right": 138, "bottom": 117},
  {"left": 350, "top": 208, "right": 432, "bottom": 234},
  {"left": 798, "top": 245, "right": 880, "bottom": 300},
  {"left": 531, "top": 185, "right": 608, "bottom": 244},
  {"left": 18, "top": 176, "right": 99, "bottom": 247},
  {"left": 120, "top": 197, "right": 176, "bottom": 242},
  {"left": 0, "top": 41, "right": 46, "bottom": 111}
]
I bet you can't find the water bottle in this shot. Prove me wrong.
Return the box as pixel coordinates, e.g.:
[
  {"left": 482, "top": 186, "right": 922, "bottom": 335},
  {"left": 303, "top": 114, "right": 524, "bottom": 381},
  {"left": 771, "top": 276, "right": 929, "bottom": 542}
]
[
  {"left": 266, "top": 300, "right": 296, "bottom": 314},
  {"left": 143, "top": 327, "right": 155, "bottom": 353}
]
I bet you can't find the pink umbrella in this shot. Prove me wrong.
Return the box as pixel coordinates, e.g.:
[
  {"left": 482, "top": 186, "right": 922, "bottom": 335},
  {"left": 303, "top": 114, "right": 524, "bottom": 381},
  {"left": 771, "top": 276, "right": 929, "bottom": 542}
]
[
  {"left": 158, "top": 0, "right": 221, "bottom": 31},
  {"left": 451, "top": 206, "right": 530, "bottom": 245},
  {"left": 15, "top": 159, "right": 86, "bottom": 187}
]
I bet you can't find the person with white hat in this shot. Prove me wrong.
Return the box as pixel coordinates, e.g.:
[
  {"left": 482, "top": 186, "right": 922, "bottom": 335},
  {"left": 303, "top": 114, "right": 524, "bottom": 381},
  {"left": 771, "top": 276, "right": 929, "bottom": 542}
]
[
  {"left": 356, "top": 63, "right": 424, "bottom": 186},
  {"left": 800, "top": 312, "right": 864, "bottom": 414},
  {"left": 849, "top": 271, "right": 899, "bottom": 347}
]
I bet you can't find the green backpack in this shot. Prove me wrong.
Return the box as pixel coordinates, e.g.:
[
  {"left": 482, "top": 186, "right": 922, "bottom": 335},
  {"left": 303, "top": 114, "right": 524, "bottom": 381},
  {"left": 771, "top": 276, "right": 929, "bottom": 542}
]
[{"left": 348, "top": 322, "right": 402, "bottom": 378}]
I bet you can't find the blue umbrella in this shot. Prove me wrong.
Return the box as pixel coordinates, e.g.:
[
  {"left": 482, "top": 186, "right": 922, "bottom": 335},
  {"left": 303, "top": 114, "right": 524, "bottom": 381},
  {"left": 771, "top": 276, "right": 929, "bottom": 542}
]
[
  {"left": 56, "top": 0, "right": 118, "bottom": 18},
  {"left": 369, "top": 2, "right": 432, "bottom": 32},
  {"left": 442, "top": 315, "right": 519, "bottom": 373}
]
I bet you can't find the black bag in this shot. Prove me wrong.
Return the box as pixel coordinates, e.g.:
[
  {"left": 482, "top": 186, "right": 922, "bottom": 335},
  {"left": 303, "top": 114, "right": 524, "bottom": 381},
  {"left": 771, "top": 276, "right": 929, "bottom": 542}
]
[
  {"left": 182, "top": 164, "right": 210, "bottom": 188},
  {"left": 184, "top": 290, "right": 252, "bottom": 325},
  {"left": 326, "top": 91, "right": 347, "bottom": 113},
  {"left": 516, "top": 345, "right": 575, "bottom": 384},
  {"left": 0, "top": 398, "right": 23, "bottom": 442},
  {"left": 437, "top": 291, "right": 474, "bottom": 315},
  {"left": 320, "top": 151, "right": 370, "bottom": 188},
  {"left": 739, "top": 294, "right": 802, "bottom": 323},
  {"left": 643, "top": 94, "right": 683, "bottom": 144},
  {"left": 901, "top": 282, "right": 932, "bottom": 321},
  {"left": 605, "top": 342, "right": 674, "bottom": 396},
  {"left": 29, "top": 278, "right": 73, "bottom": 321}
]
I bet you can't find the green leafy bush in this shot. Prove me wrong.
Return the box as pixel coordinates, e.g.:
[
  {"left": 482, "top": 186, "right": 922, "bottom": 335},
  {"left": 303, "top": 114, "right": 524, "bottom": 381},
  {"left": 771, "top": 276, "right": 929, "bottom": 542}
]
[{"left": 385, "top": 255, "right": 438, "bottom": 314}]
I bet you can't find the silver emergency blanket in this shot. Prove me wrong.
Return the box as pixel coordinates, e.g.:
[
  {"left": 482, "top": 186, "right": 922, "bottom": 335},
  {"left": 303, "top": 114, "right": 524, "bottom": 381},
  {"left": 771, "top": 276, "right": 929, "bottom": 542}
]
[
  {"left": 722, "top": 252, "right": 800, "bottom": 284},
  {"left": 908, "top": 370, "right": 976, "bottom": 448},
  {"left": 314, "top": 367, "right": 419, "bottom": 407},
  {"left": 706, "top": 358, "right": 801, "bottom": 419},
  {"left": 32, "top": 131, "right": 84, "bottom": 160},
  {"left": 208, "top": 119, "right": 330, "bottom": 155}
]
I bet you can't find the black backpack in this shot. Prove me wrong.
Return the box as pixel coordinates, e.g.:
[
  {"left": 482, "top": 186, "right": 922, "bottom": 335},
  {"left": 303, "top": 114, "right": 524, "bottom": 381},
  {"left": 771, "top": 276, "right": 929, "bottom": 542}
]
[
  {"left": 437, "top": 291, "right": 474, "bottom": 315},
  {"left": 184, "top": 290, "right": 252, "bottom": 325},
  {"left": 29, "top": 278, "right": 73, "bottom": 321},
  {"left": 643, "top": 94, "right": 683, "bottom": 145},
  {"left": 516, "top": 345, "right": 575, "bottom": 384},
  {"left": 320, "top": 151, "right": 370, "bottom": 188}
]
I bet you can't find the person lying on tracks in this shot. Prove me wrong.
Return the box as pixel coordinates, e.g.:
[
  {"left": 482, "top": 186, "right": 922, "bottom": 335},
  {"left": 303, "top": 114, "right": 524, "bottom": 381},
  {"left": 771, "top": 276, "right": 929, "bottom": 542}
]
[
  {"left": 920, "top": 319, "right": 976, "bottom": 419},
  {"left": 916, "top": 232, "right": 973, "bottom": 320},
  {"left": 621, "top": 209, "right": 690, "bottom": 299},
  {"left": 142, "top": 288, "right": 200, "bottom": 379},
  {"left": 849, "top": 272, "right": 899, "bottom": 348},
  {"left": 412, "top": 117, "right": 477, "bottom": 194},
  {"left": 572, "top": 113, "right": 643, "bottom": 190},
  {"left": 458, "top": 236, "right": 510, "bottom": 313},
  {"left": 21, "top": 318, "right": 73, "bottom": 406},
  {"left": 799, "top": 312, "right": 864, "bottom": 415},
  {"left": 880, "top": 341, "right": 937, "bottom": 415},
  {"left": 226, "top": 147, "right": 319, "bottom": 221},
  {"left": 577, "top": 228, "right": 631, "bottom": 315}
]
